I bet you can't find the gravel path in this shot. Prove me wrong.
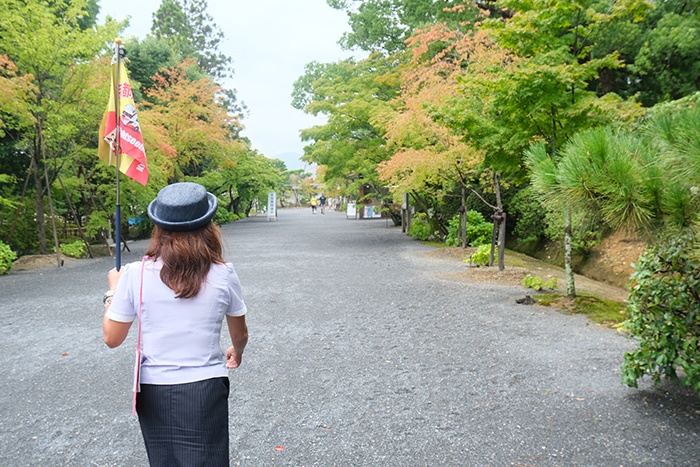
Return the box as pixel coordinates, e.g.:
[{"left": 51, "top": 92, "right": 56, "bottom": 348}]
[{"left": 1, "top": 207, "right": 698, "bottom": 466}]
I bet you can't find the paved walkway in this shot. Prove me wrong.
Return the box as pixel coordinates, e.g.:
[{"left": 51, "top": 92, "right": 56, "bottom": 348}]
[{"left": 1, "top": 207, "right": 699, "bottom": 466}]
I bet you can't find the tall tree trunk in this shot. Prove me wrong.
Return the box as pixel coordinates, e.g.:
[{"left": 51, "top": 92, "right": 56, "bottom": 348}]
[
  {"left": 227, "top": 184, "right": 236, "bottom": 211},
  {"left": 488, "top": 173, "right": 506, "bottom": 270},
  {"left": 497, "top": 212, "right": 506, "bottom": 271},
  {"left": 32, "top": 142, "right": 47, "bottom": 254},
  {"left": 460, "top": 185, "right": 467, "bottom": 248},
  {"left": 564, "top": 208, "right": 576, "bottom": 297},
  {"left": 494, "top": 173, "right": 505, "bottom": 271},
  {"left": 405, "top": 193, "right": 412, "bottom": 233},
  {"left": 38, "top": 118, "right": 62, "bottom": 267},
  {"left": 401, "top": 193, "right": 408, "bottom": 233}
]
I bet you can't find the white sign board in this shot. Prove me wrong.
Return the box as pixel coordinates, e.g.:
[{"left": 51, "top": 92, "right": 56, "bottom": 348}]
[
  {"left": 346, "top": 202, "right": 357, "bottom": 219},
  {"left": 267, "top": 191, "right": 277, "bottom": 221}
]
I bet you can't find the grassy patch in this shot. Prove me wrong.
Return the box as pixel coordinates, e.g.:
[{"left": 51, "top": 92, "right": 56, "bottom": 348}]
[
  {"left": 532, "top": 293, "right": 627, "bottom": 327},
  {"left": 533, "top": 294, "right": 560, "bottom": 306},
  {"left": 422, "top": 241, "right": 447, "bottom": 248},
  {"left": 502, "top": 249, "right": 529, "bottom": 268}
]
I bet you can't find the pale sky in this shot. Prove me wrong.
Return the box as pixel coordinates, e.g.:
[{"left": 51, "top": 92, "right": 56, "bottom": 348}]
[{"left": 99, "top": 0, "right": 356, "bottom": 171}]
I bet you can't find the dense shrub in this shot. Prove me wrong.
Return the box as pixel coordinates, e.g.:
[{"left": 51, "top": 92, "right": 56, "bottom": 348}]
[
  {"left": 510, "top": 187, "right": 547, "bottom": 251},
  {"left": 408, "top": 212, "right": 434, "bottom": 241},
  {"left": 621, "top": 236, "right": 700, "bottom": 394},
  {"left": 214, "top": 205, "right": 239, "bottom": 225},
  {"left": 0, "top": 240, "right": 17, "bottom": 274},
  {"left": 465, "top": 211, "right": 493, "bottom": 246},
  {"left": 463, "top": 244, "right": 491, "bottom": 267},
  {"left": 445, "top": 210, "right": 493, "bottom": 247},
  {"left": 445, "top": 215, "right": 461, "bottom": 246},
  {"left": 57, "top": 240, "right": 87, "bottom": 259},
  {"left": 0, "top": 199, "right": 40, "bottom": 255},
  {"left": 522, "top": 274, "right": 558, "bottom": 291}
]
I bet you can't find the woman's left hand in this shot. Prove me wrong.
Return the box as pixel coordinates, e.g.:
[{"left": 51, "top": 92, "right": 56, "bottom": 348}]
[{"left": 226, "top": 346, "right": 242, "bottom": 369}]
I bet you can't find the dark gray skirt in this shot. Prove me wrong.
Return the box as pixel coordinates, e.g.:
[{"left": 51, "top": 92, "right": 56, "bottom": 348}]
[{"left": 136, "top": 377, "right": 230, "bottom": 467}]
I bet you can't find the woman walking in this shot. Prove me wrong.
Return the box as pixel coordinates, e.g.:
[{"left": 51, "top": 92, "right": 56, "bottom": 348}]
[{"left": 102, "top": 182, "right": 248, "bottom": 466}]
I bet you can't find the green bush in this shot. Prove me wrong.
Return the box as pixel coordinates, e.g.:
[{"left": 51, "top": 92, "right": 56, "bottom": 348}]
[
  {"left": 465, "top": 211, "right": 493, "bottom": 246},
  {"left": 541, "top": 208, "right": 603, "bottom": 257},
  {"left": 408, "top": 213, "right": 433, "bottom": 241},
  {"left": 445, "top": 210, "right": 493, "bottom": 247},
  {"left": 621, "top": 236, "right": 700, "bottom": 394},
  {"left": 445, "top": 215, "right": 461, "bottom": 246},
  {"left": 511, "top": 187, "right": 547, "bottom": 251},
  {"left": 57, "top": 240, "right": 87, "bottom": 259},
  {"left": 83, "top": 210, "right": 113, "bottom": 241},
  {"left": 464, "top": 244, "right": 491, "bottom": 267},
  {"left": 0, "top": 198, "right": 40, "bottom": 255},
  {"left": 214, "top": 205, "right": 238, "bottom": 225},
  {"left": 522, "top": 274, "right": 558, "bottom": 291},
  {"left": 0, "top": 240, "right": 17, "bottom": 274}
]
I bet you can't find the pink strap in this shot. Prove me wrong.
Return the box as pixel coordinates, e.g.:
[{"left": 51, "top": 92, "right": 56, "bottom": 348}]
[
  {"left": 132, "top": 255, "right": 149, "bottom": 416},
  {"left": 137, "top": 256, "right": 147, "bottom": 357}
]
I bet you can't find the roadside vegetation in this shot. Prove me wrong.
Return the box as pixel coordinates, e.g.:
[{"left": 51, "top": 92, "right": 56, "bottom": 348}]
[{"left": 533, "top": 294, "right": 627, "bottom": 328}]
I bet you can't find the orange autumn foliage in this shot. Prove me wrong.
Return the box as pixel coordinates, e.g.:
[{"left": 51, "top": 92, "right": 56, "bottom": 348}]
[
  {"left": 377, "top": 25, "right": 513, "bottom": 195},
  {"left": 139, "top": 58, "right": 244, "bottom": 180},
  {"left": 0, "top": 54, "right": 37, "bottom": 135}
]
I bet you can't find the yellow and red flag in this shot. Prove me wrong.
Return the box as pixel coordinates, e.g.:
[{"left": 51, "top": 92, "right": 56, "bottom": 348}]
[{"left": 98, "top": 61, "right": 148, "bottom": 186}]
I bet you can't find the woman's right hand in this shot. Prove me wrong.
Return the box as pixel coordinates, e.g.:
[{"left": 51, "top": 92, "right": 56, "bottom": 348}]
[{"left": 226, "top": 346, "right": 243, "bottom": 369}]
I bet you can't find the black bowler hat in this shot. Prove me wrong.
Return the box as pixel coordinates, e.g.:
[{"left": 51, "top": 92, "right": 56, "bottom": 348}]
[{"left": 147, "top": 182, "right": 217, "bottom": 231}]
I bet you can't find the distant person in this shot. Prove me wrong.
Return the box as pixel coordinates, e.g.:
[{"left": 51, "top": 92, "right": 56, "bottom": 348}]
[
  {"left": 319, "top": 194, "right": 327, "bottom": 214},
  {"left": 310, "top": 196, "right": 318, "bottom": 214},
  {"left": 102, "top": 182, "right": 248, "bottom": 467}
]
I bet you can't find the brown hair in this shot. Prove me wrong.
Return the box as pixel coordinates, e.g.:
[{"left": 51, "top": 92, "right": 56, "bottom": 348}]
[{"left": 145, "top": 222, "right": 224, "bottom": 299}]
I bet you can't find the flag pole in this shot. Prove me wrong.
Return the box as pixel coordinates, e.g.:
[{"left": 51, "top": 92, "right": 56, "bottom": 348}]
[{"left": 113, "top": 39, "right": 123, "bottom": 270}]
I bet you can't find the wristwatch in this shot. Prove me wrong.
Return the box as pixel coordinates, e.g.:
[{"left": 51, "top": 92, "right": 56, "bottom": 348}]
[{"left": 103, "top": 290, "right": 115, "bottom": 306}]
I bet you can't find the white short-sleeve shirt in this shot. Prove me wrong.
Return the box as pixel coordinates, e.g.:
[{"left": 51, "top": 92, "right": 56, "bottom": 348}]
[{"left": 106, "top": 259, "right": 247, "bottom": 385}]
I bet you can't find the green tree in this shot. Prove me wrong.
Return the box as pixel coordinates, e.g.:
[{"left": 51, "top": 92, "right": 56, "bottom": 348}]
[
  {"left": 139, "top": 59, "right": 244, "bottom": 182},
  {"left": 448, "top": 0, "right": 647, "bottom": 293},
  {"left": 646, "top": 95, "right": 700, "bottom": 232},
  {"left": 375, "top": 26, "right": 495, "bottom": 253},
  {"left": 525, "top": 125, "right": 659, "bottom": 290},
  {"left": 526, "top": 94, "right": 700, "bottom": 294},
  {"left": 123, "top": 37, "right": 176, "bottom": 96},
  {"left": 0, "top": 0, "right": 119, "bottom": 255},
  {"left": 523, "top": 95, "right": 700, "bottom": 392},
  {"left": 292, "top": 53, "right": 400, "bottom": 199},
  {"left": 195, "top": 149, "right": 282, "bottom": 218},
  {"left": 595, "top": 0, "right": 700, "bottom": 105},
  {"left": 327, "top": 0, "right": 492, "bottom": 53},
  {"left": 0, "top": 55, "right": 34, "bottom": 140},
  {"left": 151, "top": 0, "right": 232, "bottom": 79}
]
